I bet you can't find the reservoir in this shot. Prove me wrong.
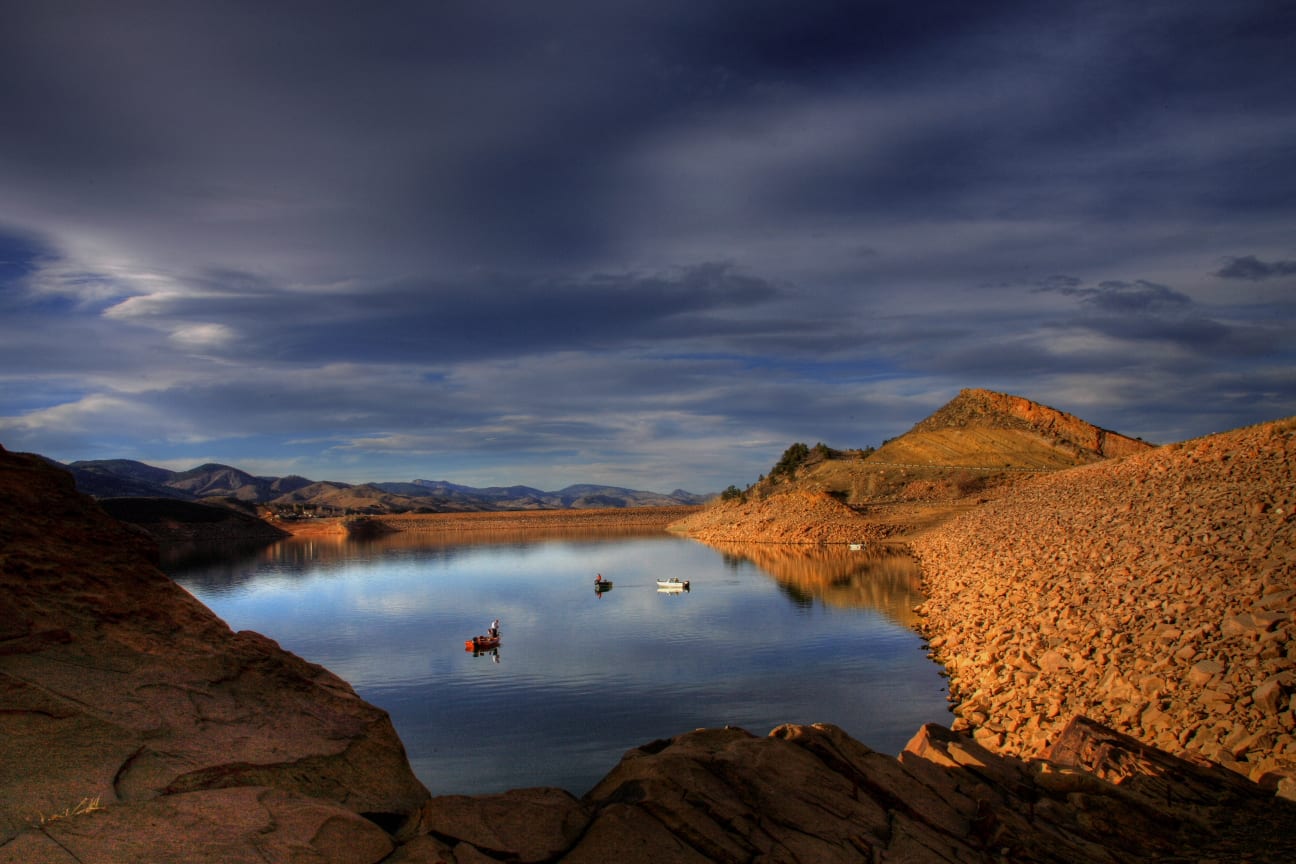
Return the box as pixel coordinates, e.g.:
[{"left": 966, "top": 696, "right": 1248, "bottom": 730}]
[{"left": 168, "top": 529, "right": 950, "bottom": 796}]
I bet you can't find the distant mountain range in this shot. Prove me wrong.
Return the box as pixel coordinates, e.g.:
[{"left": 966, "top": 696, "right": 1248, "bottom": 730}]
[{"left": 54, "top": 458, "right": 712, "bottom": 514}]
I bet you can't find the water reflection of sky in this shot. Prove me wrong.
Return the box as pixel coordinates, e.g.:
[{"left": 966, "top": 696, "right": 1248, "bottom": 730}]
[{"left": 171, "top": 533, "right": 949, "bottom": 796}]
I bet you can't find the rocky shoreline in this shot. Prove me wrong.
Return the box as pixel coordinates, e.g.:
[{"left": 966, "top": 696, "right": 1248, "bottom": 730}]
[
  {"left": 667, "top": 488, "right": 906, "bottom": 545},
  {"left": 906, "top": 418, "right": 1296, "bottom": 796},
  {"left": 667, "top": 417, "right": 1296, "bottom": 802}
]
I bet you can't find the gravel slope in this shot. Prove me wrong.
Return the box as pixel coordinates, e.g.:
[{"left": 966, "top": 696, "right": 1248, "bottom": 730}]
[{"left": 909, "top": 418, "right": 1296, "bottom": 796}]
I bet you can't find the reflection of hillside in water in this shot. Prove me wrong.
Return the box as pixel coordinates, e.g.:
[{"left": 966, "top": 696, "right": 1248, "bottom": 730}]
[
  {"left": 166, "top": 526, "right": 673, "bottom": 594},
  {"left": 367, "top": 523, "right": 671, "bottom": 548},
  {"left": 702, "top": 542, "right": 927, "bottom": 627}
]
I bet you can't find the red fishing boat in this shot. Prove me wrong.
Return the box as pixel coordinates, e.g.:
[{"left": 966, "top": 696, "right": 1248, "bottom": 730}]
[{"left": 465, "top": 634, "right": 500, "bottom": 651}]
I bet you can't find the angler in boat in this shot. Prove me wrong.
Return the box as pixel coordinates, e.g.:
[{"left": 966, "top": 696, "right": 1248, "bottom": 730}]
[{"left": 465, "top": 617, "right": 501, "bottom": 651}]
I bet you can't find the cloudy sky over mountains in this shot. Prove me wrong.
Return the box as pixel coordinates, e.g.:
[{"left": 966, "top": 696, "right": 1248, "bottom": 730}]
[{"left": 1, "top": 0, "right": 1293, "bottom": 491}]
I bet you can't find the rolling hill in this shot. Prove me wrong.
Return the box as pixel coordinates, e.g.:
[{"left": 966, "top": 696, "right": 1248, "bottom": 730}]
[
  {"left": 54, "top": 458, "right": 709, "bottom": 514},
  {"left": 672, "top": 388, "right": 1157, "bottom": 543},
  {"left": 764, "top": 388, "right": 1154, "bottom": 506}
]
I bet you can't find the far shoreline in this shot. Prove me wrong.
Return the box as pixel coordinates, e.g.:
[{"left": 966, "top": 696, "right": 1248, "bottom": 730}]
[{"left": 273, "top": 504, "right": 703, "bottom": 538}]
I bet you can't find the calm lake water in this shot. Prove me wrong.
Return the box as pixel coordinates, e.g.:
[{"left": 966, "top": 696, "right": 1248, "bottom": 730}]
[{"left": 168, "top": 529, "right": 950, "bottom": 796}]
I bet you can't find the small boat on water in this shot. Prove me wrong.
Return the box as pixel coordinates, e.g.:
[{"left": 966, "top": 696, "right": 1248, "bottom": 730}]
[
  {"left": 465, "top": 635, "right": 500, "bottom": 651},
  {"left": 595, "top": 580, "right": 613, "bottom": 592},
  {"left": 656, "top": 578, "right": 690, "bottom": 591}
]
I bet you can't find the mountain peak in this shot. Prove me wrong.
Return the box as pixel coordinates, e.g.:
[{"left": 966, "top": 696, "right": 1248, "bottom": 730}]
[
  {"left": 911, "top": 389, "right": 1152, "bottom": 458},
  {"left": 872, "top": 389, "right": 1152, "bottom": 470}
]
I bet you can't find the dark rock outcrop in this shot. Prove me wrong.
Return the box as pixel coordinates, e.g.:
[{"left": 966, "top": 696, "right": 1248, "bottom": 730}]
[
  {"left": 399, "top": 719, "right": 1296, "bottom": 863},
  {"left": 0, "top": 445, "right": 430, "bottom": 859},
  {"left": 98, "top": 495, "right": 289, "bottom": 545}
]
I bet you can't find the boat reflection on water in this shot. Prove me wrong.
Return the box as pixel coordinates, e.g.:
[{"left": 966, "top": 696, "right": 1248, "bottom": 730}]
[
  {"left": 469, "top": 647, "right": 501, "bottom": 663},
  {"left": 701, "top": 542, "right": 927, "bottom": 627}
]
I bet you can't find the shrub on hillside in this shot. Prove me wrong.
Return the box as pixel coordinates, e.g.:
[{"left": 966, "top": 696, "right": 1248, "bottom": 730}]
[
  {"left": 720, "top": 485, "right": 746, "bottom": 502},
  {"left": 772, "top": 442, "right": 811, "bottom": 478}
]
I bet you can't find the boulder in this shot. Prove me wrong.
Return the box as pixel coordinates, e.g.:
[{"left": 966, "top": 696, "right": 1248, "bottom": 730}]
[
  {"left": 0, "top": 787, "right": 394, "bottom": 864},
  {"left": 0, "top": 446, "right": 430, "bottom": 857},
  {"left": 403, "top": 720, "right": 1296, "bottom": 862}
]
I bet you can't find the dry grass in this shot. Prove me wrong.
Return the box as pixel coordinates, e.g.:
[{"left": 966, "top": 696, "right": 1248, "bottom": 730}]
[{"left": 33, "top": 796, "right": 103, "bottom": 826}]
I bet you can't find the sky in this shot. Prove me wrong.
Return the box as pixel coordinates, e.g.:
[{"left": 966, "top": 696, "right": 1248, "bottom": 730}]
[{"left": 1, "top": 0, "right": 1294, "bottom": 494}]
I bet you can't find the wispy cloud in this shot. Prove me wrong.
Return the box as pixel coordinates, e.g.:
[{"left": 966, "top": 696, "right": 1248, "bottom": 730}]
[{"left": 0, "top": 0, "right": 1293, "bottom": 489}]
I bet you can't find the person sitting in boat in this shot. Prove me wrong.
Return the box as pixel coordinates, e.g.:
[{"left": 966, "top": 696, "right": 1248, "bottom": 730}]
[
  {"left": 595, "top": 573, "right": 603, "bottom": 583},
  {"left": 489, "top": 618, "right": 500, "bottom": 638}
]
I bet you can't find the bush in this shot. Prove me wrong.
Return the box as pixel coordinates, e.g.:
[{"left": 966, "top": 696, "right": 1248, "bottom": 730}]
[
  {"left": 772, "top": 442, "right": 811, "bottom": 478},
  {"left": 720, "top": 484, "right": 746, "bottom": 502},
  {"left": 810, "top": 442, "right": 838, "bottom": 461}
]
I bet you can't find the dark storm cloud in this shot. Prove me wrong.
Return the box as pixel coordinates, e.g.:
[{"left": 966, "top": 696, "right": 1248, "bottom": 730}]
[
  {"left": 1214, "top": 256, "right": 1296, "bottom": 282},
  {"left": 732, "top": 2, "right": 1296, "bottom": 226},
  {"left": 95, "top": 261, "right": 790, "bottom": 364},
  {"left": 1031, "top": 277, "right": 1243, "bottom": 351},
  {"left": 1046, "top": 280, "right": 1191, "bottom": 314},
  {"left": 1, "top": 0, "right": 1294, "bottom": 488}
]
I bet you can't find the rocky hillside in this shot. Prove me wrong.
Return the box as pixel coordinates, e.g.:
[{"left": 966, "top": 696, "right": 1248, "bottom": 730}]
[
  {"left": 859, "top": 388, "right": 1152, "bottom": 492},
  {"left": 898, "top": 387, "right": 1152, "bottom": 463},
  {"left": 671, "top": 393, "right": 1296, "bottom": 799},
  {"left": 97, "top": 496, "right": 289, "bottom": 545},
  {"left": 670, "top": 489, "right": 896, "bottom": 545},
  {"left": 673, "top": 389, "right": 1152, "bottom": 542},
  {"left": 909, "top": 417, "right": 1296, "bottom": 794}
]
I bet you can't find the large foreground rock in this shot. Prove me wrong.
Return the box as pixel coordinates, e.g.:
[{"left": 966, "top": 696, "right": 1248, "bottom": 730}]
[
  {"left": 400, "top": 718, "right": 1296, "bottom": 863},
  {"left": 0, "top": 446, "right": 430, "bottom": 858}
]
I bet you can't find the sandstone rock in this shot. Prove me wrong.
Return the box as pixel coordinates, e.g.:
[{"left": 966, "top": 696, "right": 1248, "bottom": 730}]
[
  {"left": 1037, "top": 648, "right": 1070, "bottom": 674},
  {"left": 0, "top": 447, "right": 430, "bottom": 857},
  {"left": 0, "top": 787, "right": 395, "bottom": 864},
  {"left": 1188, "top": 658, "right": 1226, "bottom": 686},
  {"left": 404, "top": 720, "right": 1296, "bottom": 862},
  {"left": 420, "top": 787, "right": 590, "bottom": 863},
  {"left": 1255, "top": 676, "right": 1291, "bottom": 715}
]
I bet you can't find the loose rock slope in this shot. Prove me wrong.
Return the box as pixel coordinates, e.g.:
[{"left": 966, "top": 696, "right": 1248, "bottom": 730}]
[
  {"left": 669, "top": 490, "right": 895, "bottom": 545},
  {"left": 909, "top": 418, "right": 1296, "bottom": 794}
]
